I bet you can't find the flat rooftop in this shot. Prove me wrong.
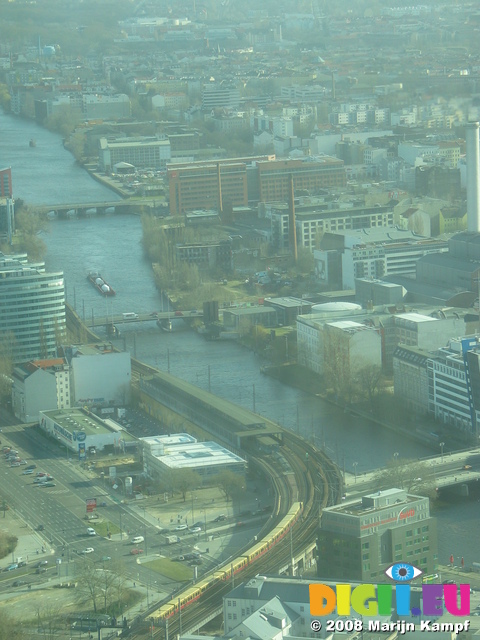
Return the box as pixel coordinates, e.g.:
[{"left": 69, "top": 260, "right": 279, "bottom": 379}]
[
  {"left": 42, "top": 408, "right": 135, "bottom": 441},
  {"left": 148, "top": 440, "right": 246, "bottom": 470},
  {"left": 140, "top": 434, "right": 196, "bottom": 446}
]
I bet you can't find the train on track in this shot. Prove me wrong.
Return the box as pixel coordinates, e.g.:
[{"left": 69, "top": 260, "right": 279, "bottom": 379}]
[{"left": 148, "top": 501, "right": 303, "bottom": 625}]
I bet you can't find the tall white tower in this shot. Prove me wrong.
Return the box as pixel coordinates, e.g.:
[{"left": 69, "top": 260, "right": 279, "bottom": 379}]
[{"left": 466, "top": 121, "right": 480, "bottom": 233}]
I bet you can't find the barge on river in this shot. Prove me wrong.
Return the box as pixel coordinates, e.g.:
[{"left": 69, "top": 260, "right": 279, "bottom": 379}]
[{"left": 87, "top": 272, "right": 116, "bottom": 296}]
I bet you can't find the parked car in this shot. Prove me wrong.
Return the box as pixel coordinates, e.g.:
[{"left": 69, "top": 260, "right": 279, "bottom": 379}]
[
  {"left": 36, "top": 524, "right": 44, "bottom": 531},
  {"left": 22, "top": 469, "right": 34, "bottom": 475},
  {"left": 26, "top": 464, "right": 36, "bottom": 470},
  {"left": 39, "top": 482, "right": 56, "bottom": 487},
  {"left": 10, "top": 462, "right": 21, "bottom": 467}
]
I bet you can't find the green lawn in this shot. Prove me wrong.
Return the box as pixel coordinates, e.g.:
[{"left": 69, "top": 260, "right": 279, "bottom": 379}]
[
  {"left": 89, "top": 521, "right": 120, "bottom": 537},
  {"left": 143, "top": 557, "right": 192, "bottom": 581}
]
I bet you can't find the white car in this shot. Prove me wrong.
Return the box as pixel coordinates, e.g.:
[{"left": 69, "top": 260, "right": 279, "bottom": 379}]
[
  {"left": 189, "top": 527, "right": 202, "bottom": 534},
  {"left": 174, "top": 524, "right": 188, "bottom": 531},
  {"left": 81, "top": 548, "right": 94, "bottom": 554},
  {"left": 87, "top": 528, "right": 96, "bottom": 536}
]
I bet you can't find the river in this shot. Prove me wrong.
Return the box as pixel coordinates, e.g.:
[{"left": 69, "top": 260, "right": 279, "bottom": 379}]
[{"left": 1, "top": 108, "right": 478, "bottom": 568}]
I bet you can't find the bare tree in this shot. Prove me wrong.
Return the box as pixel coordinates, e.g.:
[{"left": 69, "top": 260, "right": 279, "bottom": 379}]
[
  {"left": 0, "top": 610, "right": 26, "bottom": 640},
  {"left": 216, "top": 470, "right": 243, "bottom": 503},
  {"left": 171, "top": 469, "right": 201, "bottom": 502},
  {"left": 354, "top": 363, "right": 384, "bottom": 407},
  {"left": 35, "top": 601, "right": 64, "bottom": 640},
  {"left": 76, "top": 558, "right": 102, "bottom": 613},
  {"left": 374, "top": 457, "right": 432, "bottom": 493}
]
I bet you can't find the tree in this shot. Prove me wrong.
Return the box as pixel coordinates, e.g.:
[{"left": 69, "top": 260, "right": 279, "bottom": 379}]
[
  {"left": 77, "top": 557, "right": 127, "bottom": 617},
  {"left": 35, "top": 600, "right": 64, "bottom": 640},
  {"left": 216, "top": 470, "right": 243, "bottom": 503},
  {"left": 0, "top": 610, "right": 26, "bottom": 640},
  {"left": 171, "top": 469, "right": 201, "bottom": 502},
  {"left": 354, "top": 364, "right": 384, "bottom": 407},
  {"left": 294, "top": 247, "right": 315, "bottom": 275},
  {"left": 374, "top": 458, "right": 432, "bottom": 493},
  {"left": 0, "top": 331, "right": 15, "bottom": 406},
  {"left": 323, "top": 327, "right": 354, "bottom": 402},
  {"left": 76, "top": 558, "right": 102, "bottom": 613}
]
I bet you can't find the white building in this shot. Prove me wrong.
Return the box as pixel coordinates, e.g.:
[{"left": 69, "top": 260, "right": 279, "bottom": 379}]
[
  {"left": 12, "top": 357, "right": 71, "bottom": 423},
  {"left": 99, "top": 136, "right": 171, "bottom": 171},
  {"left": 393, "top": 337, "right": 480, "bottom": 434},
  {"left": 141, "top": 434, "right": 246, "bottom": 484},
  {"left": 0, "top": 253, "right": 65, "bottom": 363},
  {"left": 341, "top": 232, "right": 448, "bottom": 289},
  {"left": 68, "top": 344, "right": 131, "bottom": 407},
  {"left": 39, "top": 407, "right": 135, "bottom": 455}
]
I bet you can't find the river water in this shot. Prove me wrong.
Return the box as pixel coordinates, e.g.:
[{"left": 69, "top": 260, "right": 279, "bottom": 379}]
[{"left": 1, "top": 109, "right": 478, "bottom": 568}]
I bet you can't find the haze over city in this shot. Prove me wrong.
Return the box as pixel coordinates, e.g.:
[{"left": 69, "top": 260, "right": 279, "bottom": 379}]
[{"left": 1, "top": 1, "right": 480, "bottom": 639}]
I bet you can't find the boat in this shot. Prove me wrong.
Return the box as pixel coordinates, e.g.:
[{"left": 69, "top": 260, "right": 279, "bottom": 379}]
[
  {"left": 87, "top": 272, "right": 116, "bottom": 296},
  {"left": 157, "top": 318, "right": 172, "bottom": 332},
  {"left": 29, "top": 138, "right": 36, "bottom": 147}
]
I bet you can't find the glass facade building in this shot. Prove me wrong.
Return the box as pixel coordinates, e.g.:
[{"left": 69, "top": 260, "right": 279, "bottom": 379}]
[{"left": 0, "top": 253, "right": 65, "bottom": 363}]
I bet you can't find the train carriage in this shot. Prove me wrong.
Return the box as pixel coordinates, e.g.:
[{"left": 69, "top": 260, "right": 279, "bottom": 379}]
[{"left": 149, "top": 502, "right": 303, "bottom": 624}]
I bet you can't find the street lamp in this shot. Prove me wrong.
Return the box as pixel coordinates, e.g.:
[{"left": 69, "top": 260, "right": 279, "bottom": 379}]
[
  {"left": 440, "top": 442, "right": 445, "bottom": 462},
  {"left": 353, "top": 462, "right": 358, "bottom": 483}
]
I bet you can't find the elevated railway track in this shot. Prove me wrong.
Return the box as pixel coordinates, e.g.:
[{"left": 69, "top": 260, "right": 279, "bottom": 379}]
[{"left": 65, "top": 304, "right": 343, "bottom": 639}]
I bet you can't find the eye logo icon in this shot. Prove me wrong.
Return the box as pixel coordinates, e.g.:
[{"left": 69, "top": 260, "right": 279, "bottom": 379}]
[{"left": 385, "top": 563, "right": 423, "bottom": 582}]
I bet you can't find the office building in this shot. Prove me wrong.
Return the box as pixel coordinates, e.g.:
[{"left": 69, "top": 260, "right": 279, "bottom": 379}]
[
  {"left": 0, "top": 167, "right": 12, "bottom": 197},
  {"left": 201, "top": 83, "right": 240, "bottom": 111},
  {"left": 168, "top": 159, "right": 250, "bottom": 215},
  {"left": 175, "top": 240, "right": 232, "bottom": 271},
  {"left": 256, "top": 157, "right": 346, "bottom": 203},
  {"left": 317, "top": 488, "right": 437, "bottom": 582},
  {"left": 99, "top": 136, "right": 171, "bottom": 171},
  {"left": 141, "top": 434, "right": 246, "bottom": 484},
  {"left": 0, "top": 197, "right": 14, "bottom": 244},
  {"left": 0, "top": 253, "right": 65, "bottom": 363},
  {"left": 394, "top": 336, "right": 480, "bottom": 434}
]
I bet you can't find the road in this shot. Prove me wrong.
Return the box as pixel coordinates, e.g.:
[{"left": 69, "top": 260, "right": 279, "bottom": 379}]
[
  {"left": 0, "top": 416, "right": 270, "bottom": 608},
  {"left": 0, "top": 421, "right": 175, "bottom": 591}
]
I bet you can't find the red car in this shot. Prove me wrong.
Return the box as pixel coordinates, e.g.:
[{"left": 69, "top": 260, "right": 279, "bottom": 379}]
[{"left": 130, "top": 548, "right": 144, "bottom": 555}]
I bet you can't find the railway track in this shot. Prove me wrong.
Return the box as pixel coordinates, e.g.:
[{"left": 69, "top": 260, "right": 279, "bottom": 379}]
[{"left": 64, "top": 311, "right": 342, "bottom": 639}]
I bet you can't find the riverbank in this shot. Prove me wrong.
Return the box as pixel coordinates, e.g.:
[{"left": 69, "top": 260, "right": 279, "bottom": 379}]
[{"left": 261, "top": 362, "right": 469, "bottom": 452}]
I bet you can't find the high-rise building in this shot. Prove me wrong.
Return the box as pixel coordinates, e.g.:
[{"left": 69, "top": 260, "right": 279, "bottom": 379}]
[
  {"left": 0, "top": 167, "right": 12, "bottom": 197},
  {"left": 0, "top": 198, "right": 14, "bottom": 244},
  {"left": 317, "top": 488, "right": 437, "bottom": 582},
  {"left": 0, "top": 253, "right": 66, "bottom": 363}
]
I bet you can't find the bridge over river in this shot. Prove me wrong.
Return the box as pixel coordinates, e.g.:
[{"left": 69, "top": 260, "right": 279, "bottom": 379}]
[
  {"left": 34, "top": 200, "right": 157, "bottom": 218},
  {"left": 85, "top": 310, "right": 203, "bottom": 329},
  {"left": 344, "top": 447, "right": 480, "bottom": 496}
]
